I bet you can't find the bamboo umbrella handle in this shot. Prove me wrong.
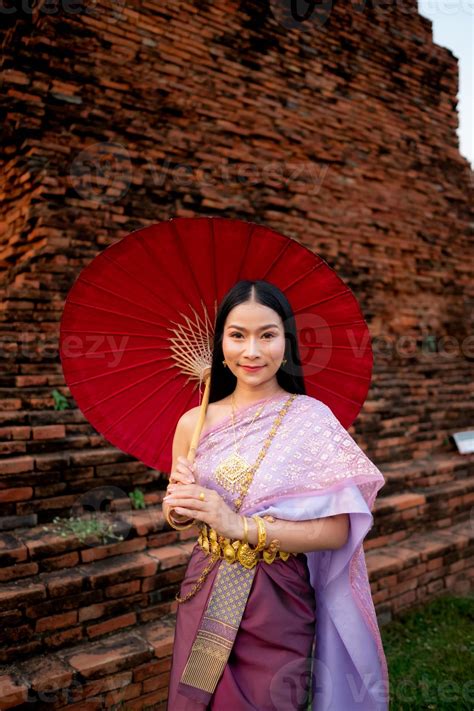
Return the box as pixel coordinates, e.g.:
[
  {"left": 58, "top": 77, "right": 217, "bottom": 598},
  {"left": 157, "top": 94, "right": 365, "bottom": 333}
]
[
  {"left": 187, "top": 370, "right": 211, "bottom": 465},
  {"left": 167, "top": 372, "right": 211, "bottom": 527}
]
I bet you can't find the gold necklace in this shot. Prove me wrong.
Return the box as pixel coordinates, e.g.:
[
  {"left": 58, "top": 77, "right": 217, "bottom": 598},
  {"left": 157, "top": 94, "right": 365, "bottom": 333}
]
[{"left": 214, "top": 392, "right": 271, "bottom": 493}]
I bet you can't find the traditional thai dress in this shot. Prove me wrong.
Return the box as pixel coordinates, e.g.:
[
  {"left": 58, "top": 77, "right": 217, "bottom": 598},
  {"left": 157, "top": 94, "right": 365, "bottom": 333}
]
[{"left": 166, "top": 392, "right": 389, "bottom": 710}]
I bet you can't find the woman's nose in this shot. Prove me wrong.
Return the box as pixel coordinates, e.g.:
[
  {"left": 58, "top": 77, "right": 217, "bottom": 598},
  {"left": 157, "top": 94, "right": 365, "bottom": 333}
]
[{"left": 244, "top": 340, "right": 260, "bottom": 356}]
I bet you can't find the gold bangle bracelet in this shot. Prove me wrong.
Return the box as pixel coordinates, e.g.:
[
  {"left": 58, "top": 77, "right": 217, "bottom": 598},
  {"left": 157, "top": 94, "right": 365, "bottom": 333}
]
[
  {"left": 252, "top": 515, "right": 267, "bottom": 551},
  {"left": 165, "top": 507, "right": 195, "bottom": 531},
  {"left": 242, "top": 515, "right": 248, "bottom": 544}
]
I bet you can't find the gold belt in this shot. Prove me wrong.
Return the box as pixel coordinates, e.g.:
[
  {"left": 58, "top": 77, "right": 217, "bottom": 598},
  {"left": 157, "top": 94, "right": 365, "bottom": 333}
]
[{"left": 197, "top": 524, "right": 297, "bottom": 569}]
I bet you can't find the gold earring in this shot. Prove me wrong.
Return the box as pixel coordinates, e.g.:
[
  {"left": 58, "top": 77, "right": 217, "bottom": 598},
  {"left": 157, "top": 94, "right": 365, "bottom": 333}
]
[
  {"left": 222, "top": 360, "right": 227, "bottom": 367},
  {"left": 281, "top": 359, "right": 287, "bottom": 366}
]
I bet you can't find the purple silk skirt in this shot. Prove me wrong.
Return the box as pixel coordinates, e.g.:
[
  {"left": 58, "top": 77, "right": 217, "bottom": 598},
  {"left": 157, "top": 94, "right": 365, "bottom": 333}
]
[{"left": 167, "top": 543, "right": 317, "bottom": 711}]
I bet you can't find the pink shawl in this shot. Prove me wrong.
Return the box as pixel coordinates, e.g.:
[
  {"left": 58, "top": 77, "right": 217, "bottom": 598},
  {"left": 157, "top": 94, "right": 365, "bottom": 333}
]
[{"left": 194, "top": 391, "right": 389, "bottom": 710}]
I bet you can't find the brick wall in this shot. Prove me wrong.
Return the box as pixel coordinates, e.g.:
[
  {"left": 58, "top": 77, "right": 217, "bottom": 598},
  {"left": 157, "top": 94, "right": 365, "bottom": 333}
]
[
  {"left": 1, "top": 0, "right": 472, "bottom": 468},
  {"left": 0, "top": 2, "right": 472, "bottom": 708}
]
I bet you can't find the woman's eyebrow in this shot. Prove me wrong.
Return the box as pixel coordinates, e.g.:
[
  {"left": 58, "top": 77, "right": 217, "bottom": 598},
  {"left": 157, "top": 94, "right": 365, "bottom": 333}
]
[{"left": 226, "top": 324, "right": 280, "bottom": 330}]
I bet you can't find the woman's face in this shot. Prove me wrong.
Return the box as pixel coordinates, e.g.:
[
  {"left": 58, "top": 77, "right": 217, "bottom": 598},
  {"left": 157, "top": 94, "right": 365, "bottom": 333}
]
[{"left": 222, "top": 301, "right": 286, "bottom": 386}]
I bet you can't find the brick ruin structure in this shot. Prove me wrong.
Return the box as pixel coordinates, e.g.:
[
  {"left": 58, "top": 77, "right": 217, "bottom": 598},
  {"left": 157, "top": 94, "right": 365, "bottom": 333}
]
[{"left": 1, "top": 1, "right": 473, "bottom": 707}]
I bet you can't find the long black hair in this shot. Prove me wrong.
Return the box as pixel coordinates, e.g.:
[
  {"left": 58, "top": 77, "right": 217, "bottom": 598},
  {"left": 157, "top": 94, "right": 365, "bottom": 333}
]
[{"left": 208, "top": 280, "right": 306, "bottom": 403}]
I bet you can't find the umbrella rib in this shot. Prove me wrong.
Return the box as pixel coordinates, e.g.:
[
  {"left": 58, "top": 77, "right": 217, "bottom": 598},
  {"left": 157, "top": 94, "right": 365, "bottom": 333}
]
[
  {"left": 101, "top": 370, "right": 201, "bottom": 448},
  {"left": 61, "top": 330, "right": 163, "bottom": 338},
  {"left": 293, "top": 288, "right": 354, "bottom": 312},
  {"left": 208, "top": 217, "right": 219, "bottom": 305},
  {"left": 65, "top": 299, "right": 168, "bottom": 330},
  {"left": 259, "top": 237, "right": 292, "bottom": 279},
  {"left": 169, "top": 219, "right": 205, "bottom": 306},
  {"left": 152, "top": 383, "right": 202, "bottom": 459},
  {"left": 100, "top": 370, "right": 184, "bottom": 436},
  {"left": 64, "top": 345, "right": 170, "bottom": 357},
  {"left": 134, "top": 233, "right": 192, "bottom": 307},
  {"left": 78, "top": 276, "right": 174, "bottom": 322},
  {"left": 69, "top": 356, "right": 177, "bottom": 388},
  {"left": 81, "top": 367, "right": 185, "bottom": 432},
  {"left": 235, "top": 222, "right": 255, "bottom": 281},
  {"left": 100, "top": 252, "right": 176, "bottom": 314},
  {"left": 126, "top": 376, "right": 199, "bottom": 450},
  {"left": 282, "top": 260, "right": 325, "bottom": 291},
  {"left": 300, "top": 318, "right": 368, "bottom": 330}
]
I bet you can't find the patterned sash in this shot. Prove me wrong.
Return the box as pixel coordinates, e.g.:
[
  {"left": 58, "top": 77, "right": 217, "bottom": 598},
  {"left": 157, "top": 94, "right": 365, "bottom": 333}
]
[{"left": 177, "top": 559, "right": 256, "bottom": 704}]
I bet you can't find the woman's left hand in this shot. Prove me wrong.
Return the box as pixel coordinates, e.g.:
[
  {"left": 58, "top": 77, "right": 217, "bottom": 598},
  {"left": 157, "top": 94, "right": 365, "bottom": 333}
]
[{"left": 163, "top": 484, "right": 241, "bottom": 539}]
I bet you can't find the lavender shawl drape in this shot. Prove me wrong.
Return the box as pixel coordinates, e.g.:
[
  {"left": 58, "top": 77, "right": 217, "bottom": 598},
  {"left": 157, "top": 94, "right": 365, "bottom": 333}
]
[{"left": 187, "top": 392, "right": 389, "bottom": 710}]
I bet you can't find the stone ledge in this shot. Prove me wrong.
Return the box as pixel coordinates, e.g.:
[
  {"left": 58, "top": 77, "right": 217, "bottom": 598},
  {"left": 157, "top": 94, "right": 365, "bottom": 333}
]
[{"left": 0, "top": 615, "right": 176, "bottom": 709}]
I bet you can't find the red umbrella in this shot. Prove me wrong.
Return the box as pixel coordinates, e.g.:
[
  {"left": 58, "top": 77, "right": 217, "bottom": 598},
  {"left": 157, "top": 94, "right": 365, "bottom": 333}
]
[{"left": 59, "top": 217, "right": 373, "bottom": 473}]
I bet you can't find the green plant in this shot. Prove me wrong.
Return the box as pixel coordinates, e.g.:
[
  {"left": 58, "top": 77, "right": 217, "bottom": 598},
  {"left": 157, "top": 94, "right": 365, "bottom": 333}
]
[
  {"left": 129, "top": 487, "right": 146, "bottom": 510},
  {"left": 51, "top": 389, "right": 69, "bottom": 410},
  {"left": 44, "top": 514, "right": 124, "bottom": 544},
  {"left": 381, "top": 594, "right": 474, "bottom": 710},
  {"left": 421, "top": 334, "right": 437, "bottom": 353}
]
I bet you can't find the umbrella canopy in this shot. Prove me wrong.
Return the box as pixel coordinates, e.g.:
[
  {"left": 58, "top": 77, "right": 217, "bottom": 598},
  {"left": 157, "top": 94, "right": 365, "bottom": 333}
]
[{"left": 59, "top": 217, "right": 373, "bottom": 472}]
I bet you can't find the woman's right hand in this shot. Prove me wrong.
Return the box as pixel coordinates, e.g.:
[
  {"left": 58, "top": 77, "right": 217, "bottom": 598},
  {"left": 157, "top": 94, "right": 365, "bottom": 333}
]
[
  {"left": 168, "top": 456, "right": 196, "bottom": 487},
  {"left": 165, "top": 456, "right": 196, "bottom": 523}
]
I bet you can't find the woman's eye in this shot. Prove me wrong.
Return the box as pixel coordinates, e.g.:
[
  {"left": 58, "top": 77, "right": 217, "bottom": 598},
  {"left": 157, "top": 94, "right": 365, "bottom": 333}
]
[{"left": 230, "top": 333, "right": 275, "bottom": 338}]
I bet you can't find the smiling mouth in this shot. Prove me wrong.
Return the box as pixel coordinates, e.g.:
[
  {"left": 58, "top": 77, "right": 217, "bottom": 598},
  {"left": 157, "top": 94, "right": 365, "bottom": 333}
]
[{"left": 240, "top": 365, "right": 264, "bottom": 369}]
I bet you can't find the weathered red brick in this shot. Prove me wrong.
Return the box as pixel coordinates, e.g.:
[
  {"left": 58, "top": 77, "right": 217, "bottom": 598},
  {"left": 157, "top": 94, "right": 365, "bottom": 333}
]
[
  {"left": 104, "top": 579, "right": 141, "bottom": 599},
  {"left": 32, "top": 425, "right": 66, "bottom": 440},
  {"left": 0, "top": 456, "right": 34, "bottom": 475},
  {"left": 0, "top": 426, "right": 31, "bottom": 440},
  {"left": 143, "top": 622, "right": 175, "bottom": 659},
  {"left": 0, "top": 674, "right": 28, "bottom": 708},
  {"left": 41, "top": 550, "right": 80, "bottom": 572},
  {"left": 67, "top": 670, "right": 133, "bottom": 702},
  {"left": 61, "top": 633, "right": 151, "bottom": 678},
  {"left": 133, "top": 658, "right": 170, "bottom": 682},
  {"left": 86, "top": 552, "right": 158, "bottom": 589},
  {"left": 0, "top": 561, "right": 38, "bottom": 583},
  {"left": 0, "top": 399, "right": 22, "bottom": 412},
  {"left": 36, "top": 610, "right": 78, "bottom": 632},
  {"left": 17, "top": 655, "right": 73, "bottom": 693},
  {"left": 0, "top": 581, "right": 46, "bottom": 610},
  {"left": 87, "top": 612, "right": 137, "bottom": 639},
  {"left": 80, "top": 536, "right": 145, "bottom": 564},
  {"left": 147, "top": 544, "right": 190, "bottom": 570},
  {"left": 0, "top": 533, "right": 28, "bottom": 564},
  {"left": 0, "top": 487, "right": 33, "bottom": 502},
  {"left": 43, "top": 626, "right": 84, "bottom": 650},
  {"left": 105, "top": 681, "right": 142, "bottom": 704}
]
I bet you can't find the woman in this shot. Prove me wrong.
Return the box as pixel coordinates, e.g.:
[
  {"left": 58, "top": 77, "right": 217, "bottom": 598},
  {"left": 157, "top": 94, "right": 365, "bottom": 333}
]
[{"left": 164, "top": 280, "right": 389, "bottom": 710}]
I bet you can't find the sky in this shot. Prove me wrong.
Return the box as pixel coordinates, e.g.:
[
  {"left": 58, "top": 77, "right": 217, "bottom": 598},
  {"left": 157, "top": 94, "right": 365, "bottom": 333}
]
[{"left": 417, "top": 0, "right": 473, "bottom": 168}]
